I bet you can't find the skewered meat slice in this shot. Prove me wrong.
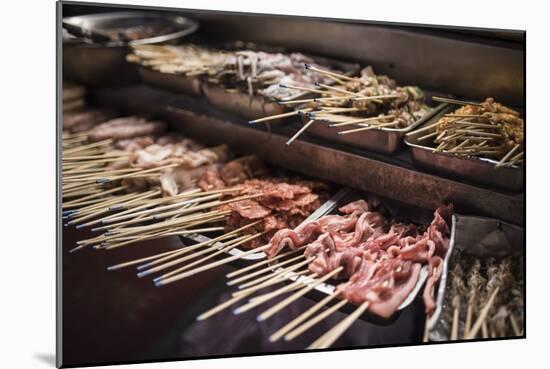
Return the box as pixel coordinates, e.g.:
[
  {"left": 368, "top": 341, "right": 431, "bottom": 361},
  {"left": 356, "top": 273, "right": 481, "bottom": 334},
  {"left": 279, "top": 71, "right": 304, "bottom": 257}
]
[
  {"left": 423, "top": 256, "right": 444, "bottom": 315},
  {"left": 88, "top": 117, "right": 166, "bottom": 142},
  {"left": 63, "top": 109, "right": 118, "bottom": 133},
  {"left": 160, "top": 164, "right": 221, "bottom": 196},
  {"left": 114, "top": 136, "right": 154, "bottom": 152}
]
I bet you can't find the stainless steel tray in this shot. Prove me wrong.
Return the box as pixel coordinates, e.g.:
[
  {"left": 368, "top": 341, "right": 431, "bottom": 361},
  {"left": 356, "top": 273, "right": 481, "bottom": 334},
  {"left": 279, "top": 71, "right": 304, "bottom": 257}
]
[
  {"left": 63, "top": 12, "right": 198, "bottom": 86},
  {"left": 201, "top": 56, "right": 359, "bottom": 120},
  {"left": 268, "top": 190, "right": 452, "bottom": 322},
  {"left": 180, "top": 187, "right": 352, "bottom": 261},
  {"left": 303, "top": 102, "right": 448, "bottom": 155},
  {"left": 404, "top": 105, "right": 524, "bottom": 192},
  {"left": 138, "top": 66, "right": 203, "bottom": 97},
  {"left": 427, "top": 214, "right": 524, "bottom": 340}
]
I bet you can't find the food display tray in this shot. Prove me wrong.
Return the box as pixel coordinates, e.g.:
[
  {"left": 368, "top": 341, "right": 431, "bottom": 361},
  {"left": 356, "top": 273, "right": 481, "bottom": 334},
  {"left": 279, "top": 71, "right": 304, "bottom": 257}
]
[
  {"left": 426, "top": 214, "right": 524, "bottom": 340},
  {"left": 268, "top": 189, "right": 454, "bottom": 324},
  {"left": 179, "top": 187, "right": 352, "bottom": 262},
  {"left": 137, "top": 66, "right": 203, "bottom": 97},
  {"left": 302, "top": 101, "right": 448, "bottom": 155},
  {"left": 404, "top": 104, "right": 524, "bottom": 192},
  {"left": 201, "top": 55, "right": 359, "bottom": 121}
]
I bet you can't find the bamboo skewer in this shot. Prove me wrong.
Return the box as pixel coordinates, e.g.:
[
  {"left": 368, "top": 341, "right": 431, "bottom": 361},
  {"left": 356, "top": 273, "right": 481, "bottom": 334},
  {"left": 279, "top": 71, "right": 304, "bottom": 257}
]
[
  {"left": 284, "top": 297, "right": 347, "bottom": 342},
  {"left": 136, "top": 221, "right": 261, "bottom": 270},
  {"left": 304, "top": 64, "right": 359, "bottom": 83},
  {"left": 308, "top": 301, "right": 370, "bottom": 349},
  {"left": 233, "top": 273, "right": 319, "bottom": 315},
  {"left": 451, "top": 303, "right": 460, "bottom": 340},
  {"left": 256, "top": 267, "right": 343, "bottom": 322},
  {"left": 226, "top": 247, "right": 303, "bottom": 279},
  {"left": 432, "top": 96, "right": 482, "bottom": 107},
  {"left": 227, "top": 254, "right": 305, "bottom": 286},
  {"left": 232, "top": 256, "right": 312, "bottom": 297},
  {"left": 196, "top": 269, "right": 308, "bottom": 321},
  {"left": 248, "top": 108, "right": 312, "bottom": 124},
  {"left": 329, "top": 115, "right": 395, "bottom": 128},
  {"left": 338, "top": 121, "right": 399, "bottom": 135},
  {"left": 269, "top": 292, "right": 340, "bottom": 342},
  {"left": 465, "top": 287, "right": 500, "bottom": 339},
  {"left": 286, "top": 120, "right": 315, "bottom": 145},
  {"left": 154, "top": 244, "right": 270, "bottom": 286},
  {"left": 235, "top": 256, "right": 311, "bottom": 291},
  {"left": 495, "top": 144, "right": 520, "bottom": 168}
]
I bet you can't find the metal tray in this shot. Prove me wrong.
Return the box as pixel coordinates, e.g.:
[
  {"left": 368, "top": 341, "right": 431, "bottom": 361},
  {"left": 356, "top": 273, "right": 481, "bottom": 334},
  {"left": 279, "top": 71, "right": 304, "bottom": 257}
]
[
  {"left": 138, "top": 66, "right": 203, "bottom": 97},
  {"left": 180, "top": 187, "right": 352, "bottom": 261},
  {"left": 267, "top": 189, "right": 453, "bottom": 323},
  {"left": 201, "top": 55, "right": 359, "bottom": 121},
  {"left": 404, "top": 105, "right": 524, "bottom": 192},
  {"left": 303, "top": 101, "right": 448, "bottom": 155},
  {"left": 63, "top": 12, "right": 198, "bottom": 86},
  {"left": 427, "top": 214, "right": 524, "bottom": 340}
]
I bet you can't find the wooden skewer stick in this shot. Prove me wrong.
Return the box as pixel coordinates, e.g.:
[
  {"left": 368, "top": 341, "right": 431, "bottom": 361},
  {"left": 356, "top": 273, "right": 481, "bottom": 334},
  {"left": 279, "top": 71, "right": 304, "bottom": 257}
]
[
  {"left": 464, "top": 302, "right": 474, "bottom": 338},
  {"left": 256, "top": 267, "right": 343, "bottom": 322},
  {"left": 304, "top": 64, "right": 359, "bottom": 82},
  {"left": 351, "top": 94, "right": 399, "bottom": 102},
  {"left": 226, "top": 247, "right": 303, "bottom": 279},
  {"left": 196, "top": 269, "right": 308, "bottom": 321},
  {"left": 154, "top": 244, "right": 271, "bottom": 286},
  {"left": 405, "top": 121, "right": 441, "bottom": 137},
  {"left": 451, "top": 303, "right": 460, "bottom": 340},
  {"left": 495, "top": 144, "right": 520, "bottom": 168},
  {"left": 423, "top": 319, "right": 430, "bottom": 342},
  {"left": 139, "top": 234, "right": 255, "bottom": 278},
  {"left": 227, "top": 253, "right": 305, "bottom": 287},
  {"left": 432, "top": 96, "right": 482, "bottom": 107},
  {"left": 329, "top": 115, "right": 395, "bottom": 128},
  {"left": 63, "top": 139, "right": 113, "bottom": 154},
  {"left": 233, "top": 273, "right": 319, "bottom": 315},
  {"left": 248, "top": 108, "right": 312, "bottom": 124},
  {"left": 481, "top": 321, "right": 489, "bottom": 338},
  {"left": 315, "top": 83, "right": 363, "bottom": 98},
  {"left": 417, "top": 131, "right": 439, "bottom": 142},
  {"left": 269, "top": 292, "right": 340, "bottom": 342},
  {"left": 308, "top": 301, "right": 370, "bottom": 349},
  {"left": 284, "top": 297, "right": 347, "bottom": 342},
  {"left": 286, "top": 120, "right": 315, "bottom": 145},
  {"left": 509, "top": 314, "right": 522, "bottom": 336},
  {"left": 465, "top": 287, "right": 500, "bottom": 339},
  {"left": 232, "top": 256, "right": 311, "bottom": 297},
  {"left": 338, "top": 121, "right": 399, "bottom": 135},
  {"left": 137, "top": 221, "right": 261, "bottom": 270}
]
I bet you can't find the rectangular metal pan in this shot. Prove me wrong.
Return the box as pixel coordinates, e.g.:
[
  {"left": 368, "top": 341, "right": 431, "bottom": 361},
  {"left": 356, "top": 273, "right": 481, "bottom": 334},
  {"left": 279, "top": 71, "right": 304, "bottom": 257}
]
[
  {"left": 180, "top": 187, "right": 352, "bottom": 261},
  {"left": 137, "top": 66, "right": 203, "bottom": 97},
  {"left": 303, "top": 101, "right": 448, "bottom": 155},
  {"left": 268, "top": 189, "right": 454, "bottom": 324},
  {"left": 426, "top": 214, "right": 524, "bottom": 340},
  {"left": 404, "top": 104, "right": 524, "bottom": 192},
  {"left": 201, "top": 55, "right": 359, "bottom": 120}
]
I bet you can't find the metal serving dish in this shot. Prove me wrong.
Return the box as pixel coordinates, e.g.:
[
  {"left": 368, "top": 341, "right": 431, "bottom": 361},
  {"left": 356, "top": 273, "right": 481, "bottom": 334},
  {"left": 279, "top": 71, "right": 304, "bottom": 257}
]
[
  {"left": 201, "top": 56, "right": 359, "bottom": 121},
  {"left": 63, "top": 12, "right": 198, "bottom": 86},
  {"left": 137, "top": 66, "right": 203, "bottom": 97},
  {"left": 426, "top": 214, "right": 524, "bottom": 340},
  {"left": 404, "top": 104, "right": 524, "bottom": 192},
  {"left": 180, "top": 187, "right": 351, "bottom": 262},
  {"left": 302, "top": 101, "right": 447, "bottom": 155},
  {"left": 267, "top": 189, "right": 453, "bottom": 323}
]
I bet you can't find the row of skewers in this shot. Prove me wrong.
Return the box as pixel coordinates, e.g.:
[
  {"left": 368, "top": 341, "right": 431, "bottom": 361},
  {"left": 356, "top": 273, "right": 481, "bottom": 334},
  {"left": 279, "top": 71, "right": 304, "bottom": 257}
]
[
  {"left": 432, "top": 251, "right": 524, "bottom": 341},
  {"left": 410, "top": 97, "right": 525, "bottom": 168},
  {"left": 127, "top": 43, "right": 345, "bottom": 100},
  {"left": 249, "top": 64, "right": 432, "bottom": 144}
]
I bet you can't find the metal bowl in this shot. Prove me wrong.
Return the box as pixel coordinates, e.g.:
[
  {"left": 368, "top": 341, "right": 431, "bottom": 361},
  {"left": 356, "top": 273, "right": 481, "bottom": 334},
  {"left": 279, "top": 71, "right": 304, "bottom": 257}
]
[{"left": 63, "top": 11, "right": 199, "bottom": 86}]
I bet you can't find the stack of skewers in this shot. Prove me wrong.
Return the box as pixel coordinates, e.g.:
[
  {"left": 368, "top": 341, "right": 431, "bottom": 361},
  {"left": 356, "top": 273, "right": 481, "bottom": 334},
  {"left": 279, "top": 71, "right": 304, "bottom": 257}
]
[
  {"left": 249, "top": 65, "right": 431, "bottom": 145},
  {"left": 432, "top": 251, "right": 524, "bottom": 340},
  {"left": 410, "top": 97, "right": 524, "bottom": 168},
  {"left": 193, "top": 198, "right": 453, "bottom": 349}
]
